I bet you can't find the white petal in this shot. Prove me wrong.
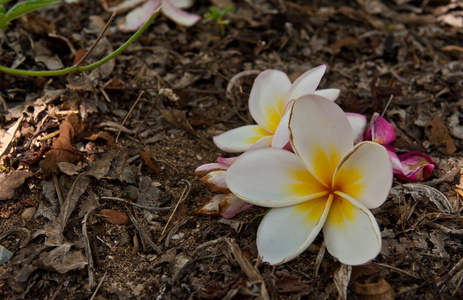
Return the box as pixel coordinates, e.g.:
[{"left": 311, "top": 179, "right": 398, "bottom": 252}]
[
  {"left": 117, "top": 0, "right": 161, "bottom": 33},
  {"left": 314, "top": 88, "right": 340, "bottom": 101},
  {"left": 226, "top": 148, "right": 328, "bottom": 207},
  {"left": 213, "top": 125, "right": 271, "bottom": 153},
  {"left": 323, "top": 196, "right": 382, "bottom": 265},
  {"left": 334, "top": 141, "right": 392, "bottom": 209},
  {"left": 168, "top": 0, "right": 194, "bottom": 9},
  {"left": 346, "top": 113, "right": 367, "bottom": 144},
  {"left": 200, "top": 170, "right": 229, "bottom": 193},
  {"left": 103, "top": 0, "right": 147, "bottom": 13},
  {"left": 289, "top": 95, "right": 354, "bottom": 187},
  {"left": 284, "top": 65, "right": 326, "bottom": 106},
  {"left": 257, "top": 195, "right": 331, "bottom": 265},
  {"left": 271, "top": 110, "right": 291, "bottom": 148},
  {"left": 161, "top": 0, "right": 201, "bottom": 27},
  {"left": 194, "top": 163, "right": 228, "bottom": 177},
  {"left": 249, "top": 70, "right": 291, "bottom": 134},
  {"left": 248, "top": 135, "right": 273, "bottom": 150}
]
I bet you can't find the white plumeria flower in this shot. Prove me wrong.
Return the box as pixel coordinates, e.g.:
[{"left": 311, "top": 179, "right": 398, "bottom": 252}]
[
  {"left": 213, "top": 65, "right": 341, "bottom": 152},
  {"left": 226, "top": 95, "right": 393, "bottom": 265},
  {"left": 103, "top": 0, "right": 201, "bottom": 33}
]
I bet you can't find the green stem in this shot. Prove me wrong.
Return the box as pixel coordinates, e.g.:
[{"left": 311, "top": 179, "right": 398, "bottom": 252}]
[{"left": 0, "top": 10, "right": 160, "bottom": 77}]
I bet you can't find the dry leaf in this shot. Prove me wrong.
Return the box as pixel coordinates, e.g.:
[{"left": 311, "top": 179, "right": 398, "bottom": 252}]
[
  {"left": 0, "top": 171, "right": 33, "bottom": 201},
  {"left": 100, "top": 209, "right": 131, "bottom": 225},
  {"left": 351, "top": 279, "right": 395, "bottom": 300},
  {"left": 275, "top": 274, "right": 312, "bottom": 294},
  {"left": 40, "top": 114, "right": 85, "bottom": 178},
  {"left": 426, "top": 117, "right": 457, "bottom": 155}
]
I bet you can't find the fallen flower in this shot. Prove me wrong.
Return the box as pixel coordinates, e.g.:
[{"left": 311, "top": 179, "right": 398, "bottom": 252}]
[
  {"left": 389, "top": 149, "right": 438, "bottom": 182},
  {"left": 213, "top": 65, "right": 340, "bottom": 152},
  {"left": 365, "top": 112, "right": 437, "bottom": 182},
  {"left": 195, "top": 156, "right": 253, "bottom": 218},
  {"left": 102, "top": 0, "right": 201, "bottom": 32},
  {"left": 226, "top": 95, "right": 393, "bottom": 265}
]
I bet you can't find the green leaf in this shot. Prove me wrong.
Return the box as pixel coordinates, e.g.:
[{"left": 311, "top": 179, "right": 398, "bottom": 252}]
[
  {"left": 221, "top": 6, "right": 234, "bottom": 16},
  {"left": 0, "top": 13, "right": 8, "bottom": 29},
  {"left": 208, "top": 6, "right": 221, "bottom": 18},
  {"left": 6, "top": 0, "right": 61, "bottom": 23},
  {"left": 0, "top": 0, "right": 13, "bottom": 6}
]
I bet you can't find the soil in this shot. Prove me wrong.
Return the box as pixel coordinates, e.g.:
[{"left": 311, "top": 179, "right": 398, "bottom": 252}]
[{"left": 1, "top": 0, "right": 463, "bottom": 299}]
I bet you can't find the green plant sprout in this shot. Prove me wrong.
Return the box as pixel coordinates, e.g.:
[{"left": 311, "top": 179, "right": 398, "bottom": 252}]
[
  {"left": 0, "top": 7, "right": 161, "bottom": 77},
  {"left": 204, "top": 6, "right": 233, "bottom": 36},
  {"left": 0, "top": 0, "right": 61, "bottom": 30}
]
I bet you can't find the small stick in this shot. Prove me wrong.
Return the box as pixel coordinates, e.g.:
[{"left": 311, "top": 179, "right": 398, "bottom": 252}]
[
  {"left": 381, "top": 94, "right": 394, "bottom": 117},
  {"left": 126, "top": 208, "right": 162, "bottom": 254},
  {"left": 53, "top": 174, "right": 64, "bottom": 207},
  {"left": 89, "top": 271, "right": 107, "bottom": 300},
  {"left": 116, "top": 91, "right": 145, "bottom": 143},
  {"left": 100, "top": 196, "right": 173, "bottom": 212},
  {"left": 160, "top": 180, "right": 191, "bottom": 238},
  {"left": 75, "top": 12, "right": 117, "bottom": 67}
]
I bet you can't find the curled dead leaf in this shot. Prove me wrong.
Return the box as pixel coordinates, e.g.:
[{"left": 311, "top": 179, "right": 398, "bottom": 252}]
[
  {"left": 426, "top": 117, "right": 457, "bottom": 155},
  {"left": 351, "top": 279, "right": 395, "bottom": 300},
  {"left": 39, "top": 114, "right": 85, "bottom": 178},
  {"left": 100, "top": 209, "right": 131, "bottom": 225}
]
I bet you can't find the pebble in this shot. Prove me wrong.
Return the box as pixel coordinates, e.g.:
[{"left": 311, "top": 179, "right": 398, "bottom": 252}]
[
  {"left": 171, "top": 233, "right": 184, "bottom": 240},
  {"left": 21, "top": 207, "right": 37, "bottom": 221},
  {"left": 0, "top": 245, "right": 13, "bottom": 265}
]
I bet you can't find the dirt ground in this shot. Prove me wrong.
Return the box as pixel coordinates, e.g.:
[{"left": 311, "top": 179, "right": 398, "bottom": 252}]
[{"left": 1, "top": 0, "right": 463, "bottom": 299}]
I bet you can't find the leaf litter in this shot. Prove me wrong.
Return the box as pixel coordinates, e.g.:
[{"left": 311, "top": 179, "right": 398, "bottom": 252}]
[{"left": 0, "top": 0, "right": 463, "bottom": 299}]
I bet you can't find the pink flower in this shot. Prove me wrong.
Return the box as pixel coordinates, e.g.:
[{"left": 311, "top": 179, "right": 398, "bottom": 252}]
[{"left": 365, "top": 113, "right": 437, "bottom": 182}]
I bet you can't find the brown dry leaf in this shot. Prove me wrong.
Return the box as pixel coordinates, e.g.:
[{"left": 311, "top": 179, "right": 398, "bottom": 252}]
[
  {"left": 39, "top": 114, "right": 85, "bottom": 178},
  {"left": 85, "top": 131, "right": 115, "bottom": 146},
  {"left": 0, "top": 171, "right": 33, "bottom": 200},
  {"left": 426, "top": 117, "right": 457, "bottom": 155},
  {"left": 100, "top": 209, "right": 131, "bottom": 225},
  {"left": 275, "top": 274, "right": 312, "bottom": 295},
  {"left": 351, "top": 279, "right": 395, "bottom": 300},
  {"left": 330, "top": 36, "right": 359, "bottom": 54},
  {"left": 160, "top": 109, "right": 195, "bottom": 134},
  {"left": 19, "top": 13, "right": 55, "bottom": 37},
  {"left": 441, "top": 45, "right": 463, "bottom": 54},
  {"left": 34, "top": 244, "right": 87, "bottom": 274}
]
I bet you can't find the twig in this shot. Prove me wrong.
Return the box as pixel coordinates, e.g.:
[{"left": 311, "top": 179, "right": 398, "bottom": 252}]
[
  {"left": 89, "top": 271, "right": 107, "bottom": 300},
  {"left": 375, "top": 262, "right": 421, "bottom": 279},
  {"left": 381, "top": 94, "right": 394, "bottom": 117},
  {"left": 116, "top": 91, "right": 145, "bottom": 143},
  {"left": 53, "top": 174, "right": 64, "bottom": 207},
  {"left": 126, "top": 208, "right": 162, "bottom": 254},
  {"left": 75, "top": 12, "right": 117, "bottom": 67},
  {"left": 160, "top": 180, "right": 191, "bottom": 238},
  {"left": 83, "top": 203, "right": 106, "bottom": 290},
  {"left": 314, "top": 240, "right": 326, "bottom": 277},
  {"left": 165, "top": 216, "right": 193, "bottom": 248},
  {"left": 100, "top": 196, "right": 173, "bottom": 212},
  {"left": 192, "top": 237, "right": 226, "bottom": 256}
]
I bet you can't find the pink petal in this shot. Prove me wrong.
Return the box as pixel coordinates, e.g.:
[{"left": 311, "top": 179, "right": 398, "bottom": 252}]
[
  {"left": 162, "top": 0, "right": 201, "bottom": 27},
  {"left": 102, "top": 0, "right": 147, "bottom": 13},
  {"left": 220, "top": 194, "right": 253, "bottom": 218},
  {"left": 395, "top": 152, "right": 438, "bottom": 182},
  {"left": 195, "top": 163, "right": 228, "bottom": 177},
  {"left": 117, "top": 0, "right": 161, "bottom": 33},
  {"left": 365, "top": 112, "right": 395, "bottom": 145}
]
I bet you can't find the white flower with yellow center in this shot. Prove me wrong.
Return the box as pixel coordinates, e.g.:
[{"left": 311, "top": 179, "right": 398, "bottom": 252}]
[
  {"left": 226, "top": 95, "right": 393, "bottom": 265},
  {"left": 213, "top": 65, "right": 340, "bottom": 152}
]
